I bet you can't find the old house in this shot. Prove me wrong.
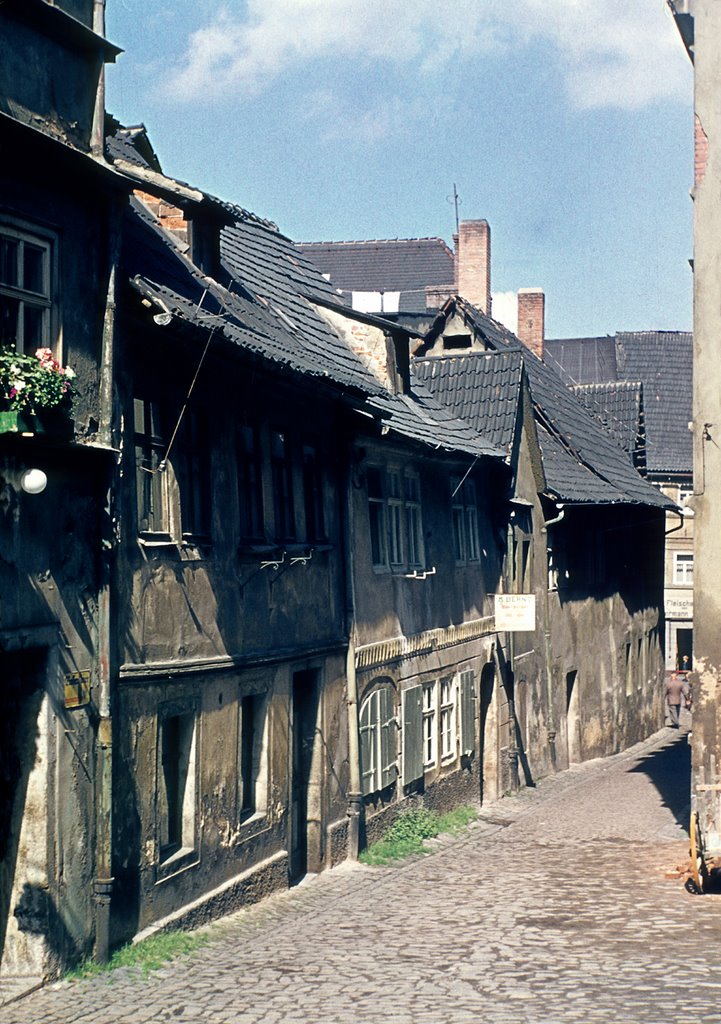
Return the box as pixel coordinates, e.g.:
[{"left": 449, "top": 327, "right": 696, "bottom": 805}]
[
  {"left": 0, "top": 0, "right": 128, "bottom": 995},
  {"left": 544, "top": 331, "right": 693, "bottom": 670},
  {"left": 415, "top": 298, "right": 673, "bottom": 773}
]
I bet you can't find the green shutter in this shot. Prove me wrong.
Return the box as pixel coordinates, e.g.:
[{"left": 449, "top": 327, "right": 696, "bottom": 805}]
[
  {"left": 402, "top": 685, "right": 424, "bottom": 784},
  {"left": 379, "top": 686, "right": 398, "bottom": 789},
  {"left": 460, "top": 670, "right": 476, "bottom": 756},
  {"left": 359, "top": 692, "right": 377, "bottom": 796}
]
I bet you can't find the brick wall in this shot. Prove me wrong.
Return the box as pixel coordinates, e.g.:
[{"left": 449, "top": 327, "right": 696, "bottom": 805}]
[
  {"left": 517, "top": 288, "right": 545, "bottom": 360},
  {"left": 456, "top": 220, "right": 491, "bottom": 314}
]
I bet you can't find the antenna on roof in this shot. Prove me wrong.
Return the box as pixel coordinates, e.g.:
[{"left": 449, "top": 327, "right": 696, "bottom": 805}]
[{"left": 447, "top": 183, "right": 461, "bottom": 235}]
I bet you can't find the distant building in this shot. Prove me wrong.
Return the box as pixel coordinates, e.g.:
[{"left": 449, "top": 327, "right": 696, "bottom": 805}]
[{"left": 545, "top": 332, "right": 693, "bottom": 671}]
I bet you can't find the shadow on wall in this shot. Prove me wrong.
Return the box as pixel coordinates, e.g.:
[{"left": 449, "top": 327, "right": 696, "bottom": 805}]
[{"left": 628, "top": 736, "right": 691, "bottom": 830}]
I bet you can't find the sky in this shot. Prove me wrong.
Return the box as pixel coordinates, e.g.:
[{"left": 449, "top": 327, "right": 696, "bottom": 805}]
[{"left": 104, "top": 0, "right": 694, "bottom": 340}]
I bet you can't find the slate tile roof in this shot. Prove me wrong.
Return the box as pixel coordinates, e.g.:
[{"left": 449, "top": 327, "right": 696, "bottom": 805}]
[
  {"left": 123, "top": 197, "right": 500, "bottom": 462},
  {"left": 419, "top": 298, "right": 673, "bottom": 509},
  {"left": 569, "top": 381, "right": 644, "bottom": 465},
  {"left": 296, "top": 238, "right": 455, "bottom": 314},
  {"left": 543, "top": 336, "right": 618, "bottom": 386},
  {"left": 370, "top": 380, "right": 506, "bottom": 461},
  {"left": 615, "top": 331, "right": 691, "bottom": 476},
  {"left": 412, "top": 350, "right": 523, "bottom": 459},
  {"left": 123, "top": 197, "right": 384, "bottom": 398},
  {"left": 545, "top": 331, "right": 692, "bottom": 476}
]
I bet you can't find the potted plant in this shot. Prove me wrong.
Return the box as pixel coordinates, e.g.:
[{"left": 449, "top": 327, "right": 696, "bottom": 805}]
[{"left": 0, "top": 345, "right": 76, "bottom": 438}]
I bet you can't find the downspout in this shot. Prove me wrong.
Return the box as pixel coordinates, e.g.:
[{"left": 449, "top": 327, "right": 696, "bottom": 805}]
[
  {"left": 541, "top": 504, "right": 565, "bottom": 770},
  {"left": 94, "top": 195, "right": 122, "bottom": 964},
  {"left": 91, "top": 1, "right": 107, "bottom": 159},
  {"left": 342, "top": 437, "right": 363, "bottom": 860}
]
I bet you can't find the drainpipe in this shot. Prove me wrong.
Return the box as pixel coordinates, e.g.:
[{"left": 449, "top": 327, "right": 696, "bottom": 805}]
[
  {"left": 342, "top": 439, "right": 363, "bottom": 860},
  {"left": 541, "top": 504, "right": 564, "bottom": 769},
  {"left": 91, "top": 1, "right": 107, "bottom": 160},
  {"left": 94, "top": 197, "right": 122, "bottom": 964}
]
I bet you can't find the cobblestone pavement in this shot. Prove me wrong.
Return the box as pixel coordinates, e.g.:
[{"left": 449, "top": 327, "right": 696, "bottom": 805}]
[{"left": 8, "top": 719, "right": 721, "bottom": 1024}]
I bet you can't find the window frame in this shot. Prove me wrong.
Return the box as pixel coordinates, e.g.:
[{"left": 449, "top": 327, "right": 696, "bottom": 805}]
[
  {"left": 156, "top": 705, "right": 199, "bottom": 878},
  {"left": 134, "top": 397, "right": 172, "bottom": 539},
  {"left": 673, "top": 551, "right": 694, "bottom": 585},
  {"left": 451, "top": 474, "right": 481, "bottom": 566},
  {"left": 237, "top": 423, "right": 265, "bottom": 542},
  {"left": 0, "top": 222, "right": 56, "bottom": 355},
  {"left": 439, "top": 676, "right": 457, "bottom": 763},
  {"left": 367, "top": 464, "right": 425, "bottom": 572},
  {"left": 422, "top": 681, "right": 438, "bottom": 769}
]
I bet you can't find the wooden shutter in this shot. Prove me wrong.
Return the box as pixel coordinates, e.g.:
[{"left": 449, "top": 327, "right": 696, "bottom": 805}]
[
  {"left": 379, "top": 686, "right": 398, "bottom": 789},
  {"left": 460, "top": 670, "right": 476, "bottom": 756},
  {"left": 359, "top": 692, "right": 377, "bottom": 796},
  {"left": 402, "top": 685, "right": 424, "bottom": 784}
]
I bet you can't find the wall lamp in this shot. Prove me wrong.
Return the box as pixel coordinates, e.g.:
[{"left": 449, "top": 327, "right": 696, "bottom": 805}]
[{"left": 1, "top": 467, "right": 48, "bottom": 495}]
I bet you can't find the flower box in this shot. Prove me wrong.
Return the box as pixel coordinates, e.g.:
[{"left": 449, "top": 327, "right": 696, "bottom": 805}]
[{"left": 0, "top": 408, "right": 74, "bottom": 441}]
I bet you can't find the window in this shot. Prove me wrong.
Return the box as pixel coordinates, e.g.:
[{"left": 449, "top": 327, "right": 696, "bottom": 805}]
[
  {"left": 439, "top": 677, "right": 456, "bottom": 762},
  {"left": 367, "top": 465, "right": 424, "bottom": 571},
  {"left": 451, "top": 475, "right": 481, "bottom": 564},
  {"left": 422, "top": 682, "right": 437, "bottom": 768},
  {"left": 238, "top": 424, "right": 264, "bottom": 540},
  {"left": 678, "top": 486, "right": 693, "bottom": 506},
  {"left": 368, "top": 466, "right": 388, "bottom": 567},
  {"left": 359, "top": 684, "right": 397, "bottom": 795},
  {"left": 238, "top": 694, "right": 268, "bottom": 819},
  {"left": 674, "top": 552, "right": 694, "bottom": 585},
  {"left": 271, "top": 430, "right": 295, "bottom": 541},
  {"left": 405, "top": 474, "right": 424, "bottom": 568},
  {"left": 158, "top": 711, "right": 197, "bottom": 863},
  {"left": 387, "top": 470, "right": 404, "bottom": 566},
  {"left": 302, "top": 442, "right": 325, "bottom": 542},
  {"left": 134, "top": 398, "right": 170, "bottom": 536},
  {"left": 177, "top": 410, "right": 211, "bottom": 539},
  {"left": 0, "top": 225, "right": 53, "bottom": 353}
]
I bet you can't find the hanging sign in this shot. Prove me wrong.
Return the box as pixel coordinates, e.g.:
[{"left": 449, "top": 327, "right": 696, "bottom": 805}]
[
  {"left": 494, "top": 594, "right": 536, "bottom": 632},
  {"left": 64, "top": 671, "right": 91, "bottom": 709}
]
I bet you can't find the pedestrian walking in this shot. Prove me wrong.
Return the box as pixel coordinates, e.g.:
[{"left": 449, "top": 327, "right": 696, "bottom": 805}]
[{"left": 666, "top": 671, "right": 690, "bottom": 728}]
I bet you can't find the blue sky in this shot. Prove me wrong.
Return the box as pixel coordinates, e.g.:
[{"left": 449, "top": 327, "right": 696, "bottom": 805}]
[{"left": 105, "top": 0, "right": 693, "bottom": 339}]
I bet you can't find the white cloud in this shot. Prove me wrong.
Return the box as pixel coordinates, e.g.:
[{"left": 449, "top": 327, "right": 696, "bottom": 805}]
[
  {"left": 163, "top": 0, "right": 690, "bottom": 112},
  {"left": 491, "top": 291, "right": 518, "bottom": 335}
]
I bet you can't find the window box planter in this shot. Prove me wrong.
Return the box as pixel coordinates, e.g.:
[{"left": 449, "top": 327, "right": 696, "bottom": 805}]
[{"left": 0, "top": 407, "right": 74, "bottom": 441}]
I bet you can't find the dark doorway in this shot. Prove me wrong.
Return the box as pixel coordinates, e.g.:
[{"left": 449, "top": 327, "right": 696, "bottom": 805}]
[
  {"left": 677, "top": 628, "right": 693, "bottom": 670},
  {"left": 566, "top": 669, "right": 581, "bottom": 764},
  {"left": 0, "top": 648, "right": 46, "bottom": 975},
  {"left": 479, "top": 662, "right": 495, "bottom": 803},
  {"left": 289, "top": 669, "right": 321, "bottom": 882}
]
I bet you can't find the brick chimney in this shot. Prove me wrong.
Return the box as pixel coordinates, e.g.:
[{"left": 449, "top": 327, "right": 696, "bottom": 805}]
[
  {"left": 456, "top": 220, "right": 491, "bottom": 315},
  {"left": 517, "top": 288, "right": 545, "bottom": 359}
]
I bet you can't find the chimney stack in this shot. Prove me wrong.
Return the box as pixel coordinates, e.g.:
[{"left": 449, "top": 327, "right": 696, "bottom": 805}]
[
  {"left": 517, "top": 288, "right": 545, "bottom": 360},
  {"left": 456, "top": 220, "right": 491, "bottom": 315}
]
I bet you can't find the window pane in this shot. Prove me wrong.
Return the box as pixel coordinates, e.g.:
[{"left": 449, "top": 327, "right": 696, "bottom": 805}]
[
  {"left": 0, "top": 294, "right": 19, "bottom": 347},
  {"left": 369, "top": 501, "right": 387, "bottom": 566},
  {"left": 452, "top": 506, "right": 466, "bottom": 561},
  {"left": 367, "top": 466, "right": 383, "bottom": 499},
  {"left": 0, "top": 235, "right": 18, "bottom": 287},
  {"left": 22, "top": 304, "right": 46, "bottom": 351},
  {"left": 23, "top": 244, "right": 46, "bottom": 295}
]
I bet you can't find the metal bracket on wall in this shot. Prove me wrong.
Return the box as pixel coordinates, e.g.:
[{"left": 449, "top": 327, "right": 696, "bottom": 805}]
[{"left": 260, "top": 550, "right": 286, "bottom": 570}]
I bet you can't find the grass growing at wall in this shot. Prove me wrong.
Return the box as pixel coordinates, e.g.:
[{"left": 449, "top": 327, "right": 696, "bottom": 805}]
[
  {"left": 65, "top": 929, "right": 210, "bottom": 981},
  {"left": 360, "top": 805, "right": 477, "bottom": 866}
]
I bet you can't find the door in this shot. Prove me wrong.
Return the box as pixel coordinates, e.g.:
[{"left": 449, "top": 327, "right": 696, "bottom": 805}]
[
  {"left": 0, "top": 649, "right": 48, "bottom": 983},
  {"left": 289, "top": 670, "right": 321, "bottom": 882},
  {"left": 566, "top": 670, "right": 581, "bottom": 764}
]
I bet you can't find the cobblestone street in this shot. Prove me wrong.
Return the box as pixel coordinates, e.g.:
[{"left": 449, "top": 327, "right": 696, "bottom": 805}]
[{"left": 7, "top": 720, "right": 720, "bottom": 1024}]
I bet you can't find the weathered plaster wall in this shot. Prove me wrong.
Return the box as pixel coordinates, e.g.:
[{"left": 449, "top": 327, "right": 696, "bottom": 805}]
[{"left": 688, "top": 0, "right": 721, "bottom": 852}]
